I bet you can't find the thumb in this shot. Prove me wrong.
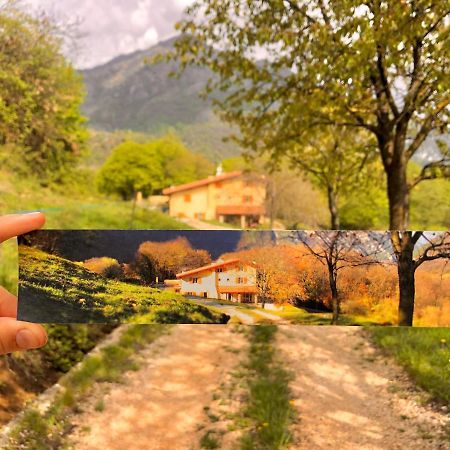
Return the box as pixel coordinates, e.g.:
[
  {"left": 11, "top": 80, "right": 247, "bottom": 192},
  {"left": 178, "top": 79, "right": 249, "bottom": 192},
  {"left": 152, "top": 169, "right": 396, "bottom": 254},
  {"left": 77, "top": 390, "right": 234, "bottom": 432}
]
[{"left": 0, "top": 318, "right": 47, "bottom": 355}]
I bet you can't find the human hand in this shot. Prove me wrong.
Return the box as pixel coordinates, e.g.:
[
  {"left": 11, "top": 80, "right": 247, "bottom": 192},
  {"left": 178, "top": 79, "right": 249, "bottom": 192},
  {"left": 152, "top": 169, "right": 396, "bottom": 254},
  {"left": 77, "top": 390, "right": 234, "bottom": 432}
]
[{"left": 0, "top": 213, "right": 48, "bottom": 355}]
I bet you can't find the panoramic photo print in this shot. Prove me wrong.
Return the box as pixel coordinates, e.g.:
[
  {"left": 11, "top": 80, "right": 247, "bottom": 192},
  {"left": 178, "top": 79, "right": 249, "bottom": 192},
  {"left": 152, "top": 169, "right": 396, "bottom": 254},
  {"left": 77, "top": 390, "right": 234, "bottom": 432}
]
[{"left": 18, "top": 229, "right": 449, "bottom": 325}]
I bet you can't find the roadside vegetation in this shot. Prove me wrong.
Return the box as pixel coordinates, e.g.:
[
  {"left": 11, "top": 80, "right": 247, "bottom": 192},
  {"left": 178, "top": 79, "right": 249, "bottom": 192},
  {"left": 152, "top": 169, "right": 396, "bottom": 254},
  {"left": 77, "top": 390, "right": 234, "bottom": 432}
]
[
  {"left": 238, "top": 326, "right": 294, "bottom": 450},
  {"left": 370, "top": 328, "right": 450, "bottom": 405},
  {"left": 3, "top": 325, "right": 169, "bottom": 450}
]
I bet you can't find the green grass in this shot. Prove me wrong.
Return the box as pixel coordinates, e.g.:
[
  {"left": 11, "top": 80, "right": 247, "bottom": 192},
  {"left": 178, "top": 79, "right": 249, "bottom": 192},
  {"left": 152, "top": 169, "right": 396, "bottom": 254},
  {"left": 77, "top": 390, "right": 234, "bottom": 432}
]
[
  {"left": 4, "top": 324, "right": 168, "bottom": 449},
  {"left": 19, "top": 246, "right": 229, "bottom": 324},
  {"left": 200, "top": 430, "right": 221, "bottom": 449},
  {"left": 370, "top": 328, "right": 450, "bottom": 405},
  {"left": 0, "top": 238, "right": 18, "bottom": 294},
  {"left": 239, "top": 326, "right": 294, "bottom": 450}
]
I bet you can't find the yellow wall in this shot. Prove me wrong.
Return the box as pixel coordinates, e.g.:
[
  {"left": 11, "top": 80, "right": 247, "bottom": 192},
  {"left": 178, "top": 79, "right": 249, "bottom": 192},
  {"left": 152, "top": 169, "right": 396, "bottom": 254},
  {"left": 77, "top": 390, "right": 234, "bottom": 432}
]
[{"left": 168, "top": 175, "right": 266, "bottom": 221}]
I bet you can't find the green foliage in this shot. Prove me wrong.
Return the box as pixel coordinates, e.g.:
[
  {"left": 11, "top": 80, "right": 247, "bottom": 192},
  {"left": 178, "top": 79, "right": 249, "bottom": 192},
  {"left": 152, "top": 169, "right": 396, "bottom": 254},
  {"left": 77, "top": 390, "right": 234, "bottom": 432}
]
[
  {"left": 410, "top": 178, "right": 450, "bottom": 230},
  {"left": 371, "top": 328, "right": 450, "bottom": 405},
  {"left": 239, "top": 326, "right": 294, "bottom": 450},
  {"left": 96, "top": 133, "right": 214, "bottom": 200},
  {"left": 340, "top": 176, "right": 389, "bottom": 229},
  {"left": 41, "top": 324, "right": 114, "bottom": 373},
  {"left": 0, "top": 238, "right": 18, "bottom": 294},
  {"left": 200, "top": 430, "right": 221, "bottom": 449},
  {"left": 97, "top": 140, "right": 164, "bottom": 200},
  {"left": 170, "top": 1, "right": 450, "bottom": 229},
  {"left": 150, "top": 131, "right": 214, "bottom": 186},
  {"left": 0, "top": 4, "right": 88, "bottom": 184},
  {"left": 19, "top": 246, "right": 228, "bottom": 324}
]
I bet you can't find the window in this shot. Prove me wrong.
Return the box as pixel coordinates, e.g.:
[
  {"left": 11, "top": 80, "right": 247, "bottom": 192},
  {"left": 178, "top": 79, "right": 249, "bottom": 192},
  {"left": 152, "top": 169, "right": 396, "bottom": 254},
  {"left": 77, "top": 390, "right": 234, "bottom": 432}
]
[
  {"left": 191, "top": 277, "right": 201, "bottom": 284},
  {"left": 243, "top": 293, "right": 253, "bottom": 303},
  {"left": 184, "top": 194, "right": 191, "bottom": 202},
  {"left": 243, "top": 195, "right": 253, "bottom": 203},
  {"left": 216, "top": 268, "right": 223, "bottom": 273},
  {"left": 236, "top": 277, "right": 243, "bottom": 284}
]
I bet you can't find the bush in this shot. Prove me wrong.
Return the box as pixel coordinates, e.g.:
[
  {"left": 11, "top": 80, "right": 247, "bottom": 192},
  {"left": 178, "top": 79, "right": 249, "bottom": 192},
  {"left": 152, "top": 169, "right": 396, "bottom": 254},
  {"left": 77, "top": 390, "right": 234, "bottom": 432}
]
[{"left": 84, "top": 257, "right": 123, "bottom": 280}]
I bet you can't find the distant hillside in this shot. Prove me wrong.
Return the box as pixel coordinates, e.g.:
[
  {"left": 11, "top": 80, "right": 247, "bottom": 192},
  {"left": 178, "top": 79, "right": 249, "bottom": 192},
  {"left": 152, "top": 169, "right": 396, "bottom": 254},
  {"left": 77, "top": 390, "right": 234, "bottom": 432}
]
[
  {"left": 81, "top": 37, "right": 240, "bottom": 162},
  {"left": 81, "top": 36, "right": 448, "bottom": 165}
]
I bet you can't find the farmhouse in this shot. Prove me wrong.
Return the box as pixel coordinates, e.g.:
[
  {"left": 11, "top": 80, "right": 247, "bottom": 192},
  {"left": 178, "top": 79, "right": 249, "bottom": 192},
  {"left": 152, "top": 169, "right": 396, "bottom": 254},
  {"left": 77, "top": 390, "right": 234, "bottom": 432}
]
[
  {"left": 162, "top": 169, "right": 266, "bottom": 227},
  {"left": 176, "top": 258, "right": 259, "bottom": 303}
]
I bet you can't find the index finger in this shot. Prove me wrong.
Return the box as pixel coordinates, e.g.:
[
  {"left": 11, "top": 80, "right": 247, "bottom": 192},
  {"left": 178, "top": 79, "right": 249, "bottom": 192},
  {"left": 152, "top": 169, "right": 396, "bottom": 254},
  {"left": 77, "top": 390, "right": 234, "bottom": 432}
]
[{"left": 0, "top": 213, "right": 46, "bottom": 244}]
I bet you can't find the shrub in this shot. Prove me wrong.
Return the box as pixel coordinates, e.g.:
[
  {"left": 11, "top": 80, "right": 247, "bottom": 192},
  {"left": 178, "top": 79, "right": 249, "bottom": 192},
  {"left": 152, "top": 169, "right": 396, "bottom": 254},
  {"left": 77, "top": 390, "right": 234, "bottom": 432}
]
[{"left": 84, "top": 257, "right": 123, "bottom": 280}]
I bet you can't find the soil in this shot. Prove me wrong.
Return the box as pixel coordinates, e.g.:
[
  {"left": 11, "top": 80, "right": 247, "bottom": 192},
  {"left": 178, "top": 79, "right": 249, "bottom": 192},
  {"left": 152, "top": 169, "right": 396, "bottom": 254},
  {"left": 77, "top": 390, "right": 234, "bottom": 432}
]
[
  {"left": 68, "top": 325, "right": 246, "bottom": 450},
  {"left": 278, "top": 326, "right": 450, "bottom": 450}
]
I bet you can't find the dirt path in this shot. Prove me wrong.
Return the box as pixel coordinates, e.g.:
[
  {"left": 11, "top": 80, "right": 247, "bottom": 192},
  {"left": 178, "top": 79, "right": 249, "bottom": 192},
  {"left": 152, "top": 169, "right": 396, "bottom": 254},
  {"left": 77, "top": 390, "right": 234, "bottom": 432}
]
[
  {"left": 278, "top": 326, "right": 450, "bottom": 450},
  {"left": 68, "top": 325, "right": 245, "bottom": 450},
  {"left": 190, "top": 299, "right": 257, "bottom": 324}
]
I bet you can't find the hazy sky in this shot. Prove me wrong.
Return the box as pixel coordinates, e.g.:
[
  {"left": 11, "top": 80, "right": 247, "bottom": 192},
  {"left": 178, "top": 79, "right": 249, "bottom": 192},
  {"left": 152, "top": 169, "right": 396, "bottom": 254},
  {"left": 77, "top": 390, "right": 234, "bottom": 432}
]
[{"left": 25, "top": 0, "right": 194, "bottom": 69}]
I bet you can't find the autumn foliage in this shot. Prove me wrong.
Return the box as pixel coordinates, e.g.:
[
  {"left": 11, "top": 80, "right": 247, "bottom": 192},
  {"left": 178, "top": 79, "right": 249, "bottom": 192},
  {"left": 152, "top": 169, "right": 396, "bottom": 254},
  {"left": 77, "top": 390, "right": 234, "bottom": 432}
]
[
  {"left": 83, "top": 257, "right": 123, "bottom": 279},
  {"left": 223, "top": 244, "right": 449, "bottom": 325},
  {"left": 136, "top": 237, "right": 211, "bottom": 283}
]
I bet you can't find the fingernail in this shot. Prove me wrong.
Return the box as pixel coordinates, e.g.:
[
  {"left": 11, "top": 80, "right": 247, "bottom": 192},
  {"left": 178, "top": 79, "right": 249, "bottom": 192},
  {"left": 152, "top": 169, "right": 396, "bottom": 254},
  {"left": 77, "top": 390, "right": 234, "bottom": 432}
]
[{"left": 16, "top": 329, "right": 41, "bottom": 349}]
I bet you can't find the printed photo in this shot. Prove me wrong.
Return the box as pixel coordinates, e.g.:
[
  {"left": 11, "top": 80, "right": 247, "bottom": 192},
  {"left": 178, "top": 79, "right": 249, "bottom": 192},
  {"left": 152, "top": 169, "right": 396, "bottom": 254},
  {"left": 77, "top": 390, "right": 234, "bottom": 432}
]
[{"left": 18, "top": 229, "right": 449, "bottom": 325}]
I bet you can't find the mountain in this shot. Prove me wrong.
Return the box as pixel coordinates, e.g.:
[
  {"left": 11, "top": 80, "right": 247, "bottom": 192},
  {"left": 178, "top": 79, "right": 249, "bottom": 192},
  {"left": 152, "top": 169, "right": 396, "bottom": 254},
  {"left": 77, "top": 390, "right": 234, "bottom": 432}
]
[
  {"left": 81, "top": 37, "right": 240, "bottom": 162},
  {"left": 81, "top": 36, "right": 448, "bottom": 165}
]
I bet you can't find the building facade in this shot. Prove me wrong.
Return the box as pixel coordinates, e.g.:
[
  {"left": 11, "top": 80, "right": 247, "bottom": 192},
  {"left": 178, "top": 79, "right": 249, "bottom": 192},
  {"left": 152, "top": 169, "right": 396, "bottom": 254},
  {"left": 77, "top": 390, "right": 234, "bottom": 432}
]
[
  {"left": 162, "top": 171, "right": 266, "bottom": 227},
  {"left": 176, "top": 258, "right": 259, "bottom": 303}
]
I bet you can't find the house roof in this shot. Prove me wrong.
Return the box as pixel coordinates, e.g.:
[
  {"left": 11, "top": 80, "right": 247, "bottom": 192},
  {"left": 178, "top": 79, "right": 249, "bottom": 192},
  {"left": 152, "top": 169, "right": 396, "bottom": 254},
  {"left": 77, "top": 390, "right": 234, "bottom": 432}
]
[
  {"left": 162, "top": 171, "right": 242, "bottom": 195},
  {"left": 176, "top": 258, "right": 243, "bottom": 279},
  {"left": 216, "top": 205, "right": 265, "bottom": 216}
]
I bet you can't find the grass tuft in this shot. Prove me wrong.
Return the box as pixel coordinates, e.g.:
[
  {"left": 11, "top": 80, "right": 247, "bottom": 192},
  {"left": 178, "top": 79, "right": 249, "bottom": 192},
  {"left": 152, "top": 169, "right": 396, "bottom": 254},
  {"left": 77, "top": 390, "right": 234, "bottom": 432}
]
[{"left": 370, "top": 327, "right": 450, "bottom": 405}]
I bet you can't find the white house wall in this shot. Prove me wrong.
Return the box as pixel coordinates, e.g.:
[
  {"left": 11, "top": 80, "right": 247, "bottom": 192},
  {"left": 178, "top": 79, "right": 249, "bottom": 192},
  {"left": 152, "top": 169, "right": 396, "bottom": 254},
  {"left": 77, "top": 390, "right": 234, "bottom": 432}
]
[{"left": 180, "top": 271, "right": 218, "bottom": 298}]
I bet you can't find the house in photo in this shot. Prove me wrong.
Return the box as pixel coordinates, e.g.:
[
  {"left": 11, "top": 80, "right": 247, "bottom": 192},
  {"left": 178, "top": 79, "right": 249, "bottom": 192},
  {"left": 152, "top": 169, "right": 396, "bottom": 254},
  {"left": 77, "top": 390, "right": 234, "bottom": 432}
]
[
  {"left": 162, "top": 169, "right": 266, "bottom": 228},
  {"left": 176, "top": 258, "right": 259, "bottom": 303}
]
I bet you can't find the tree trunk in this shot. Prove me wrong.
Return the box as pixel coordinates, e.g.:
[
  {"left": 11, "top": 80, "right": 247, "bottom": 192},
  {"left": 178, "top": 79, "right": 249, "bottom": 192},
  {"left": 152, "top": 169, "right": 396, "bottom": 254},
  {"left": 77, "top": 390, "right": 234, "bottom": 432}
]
[
  {"left": 130, "top": 192, "right": 137, "bottom": 229},
  {"left": 328, "top": 265, "right": 339, "bottom": 324},
  {"left": 391, "top": 231, "right": 416, "bottom": 326},
  {"left": 327, "top": 186, "right": 340, "bottom": 230},
  {"left": 386, "top": 161, "right": 410, "bottom": 230}
]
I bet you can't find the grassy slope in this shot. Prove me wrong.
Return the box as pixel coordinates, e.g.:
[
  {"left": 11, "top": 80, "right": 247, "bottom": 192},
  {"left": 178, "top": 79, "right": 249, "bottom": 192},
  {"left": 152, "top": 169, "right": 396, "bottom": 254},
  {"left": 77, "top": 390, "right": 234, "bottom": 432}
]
[
  {"left": 370, "top": 328, "right": 450, "bottom": 405},
  {"left": 19, "top": 246, "right": 228, "bottom": 324},
  {"left": 0, "top": 169, "right": 189, "bottom": 294}
]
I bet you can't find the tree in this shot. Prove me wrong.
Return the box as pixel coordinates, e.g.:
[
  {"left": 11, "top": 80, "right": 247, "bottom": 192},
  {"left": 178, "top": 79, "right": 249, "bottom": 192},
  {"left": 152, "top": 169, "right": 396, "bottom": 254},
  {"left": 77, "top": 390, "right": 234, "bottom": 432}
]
[
  {"left": 0, "top": 2, "right": 87, "bottom": 183},
  {"left": 97, "top": 141, "right": 164, "bottom": 227},
  {"left": 222, "top": 244, "right": 303, "bottom": 306},
  {"left": 151, "top": 132, "right": 214, "bottom": 186},
  {"left": 391, "top": 231, "right": 450, "bottom": 325},
  {"left": 170, "top": 0, "right": 449, "bottom": 230},
  {"left": 136, "top": 237, "right": 211, "bottom": 283},
  {"left": 222, "top": 156, "right": 328, "bottom": 229},
  {"left": 292, "top": 231, "right": 387, "bottom": 324},
  {"left": 97, "top": 141, "right": 164, "bottom": 223},
  {"left": 284, "top": 126, "right": 381, "bottom": 229},
  {"left": 168, "top": 0, "right": 450, "bottom": 325}
]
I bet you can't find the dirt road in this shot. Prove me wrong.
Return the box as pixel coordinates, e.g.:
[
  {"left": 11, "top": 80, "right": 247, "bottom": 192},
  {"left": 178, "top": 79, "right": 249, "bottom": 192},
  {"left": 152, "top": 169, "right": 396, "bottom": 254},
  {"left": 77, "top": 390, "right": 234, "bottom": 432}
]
[
  {"left": 189, "top": 298, "right": 282, "bottom": 324},
  {"left": 68, "top": 325, "right": 246, "bottom": 450},
  {"left": 278, "top": 326, "right": 449, "bottom": 450}
]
